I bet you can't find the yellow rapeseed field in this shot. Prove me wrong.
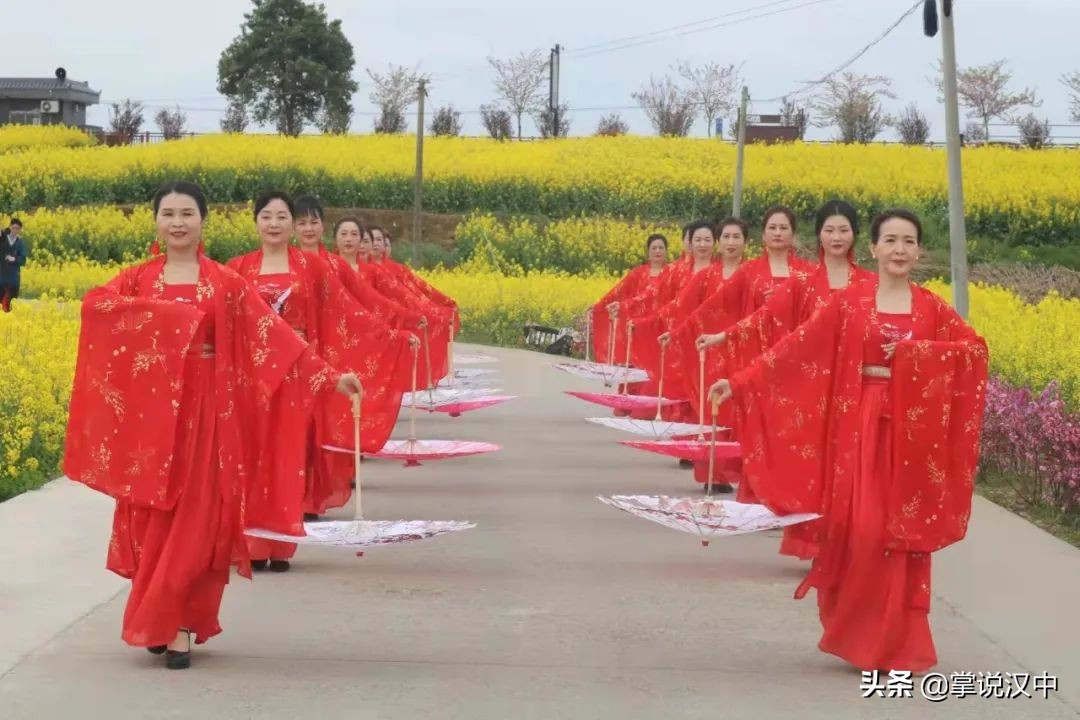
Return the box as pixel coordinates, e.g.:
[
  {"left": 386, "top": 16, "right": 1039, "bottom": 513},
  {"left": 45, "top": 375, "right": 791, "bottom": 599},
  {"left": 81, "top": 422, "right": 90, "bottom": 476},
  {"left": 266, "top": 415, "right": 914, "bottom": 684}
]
[
  {"left": 3, "top": 134, "right": 1080, "bottom": 245},
  {"left": 0, "top": 124, "right": 96, "bottom": 154}
]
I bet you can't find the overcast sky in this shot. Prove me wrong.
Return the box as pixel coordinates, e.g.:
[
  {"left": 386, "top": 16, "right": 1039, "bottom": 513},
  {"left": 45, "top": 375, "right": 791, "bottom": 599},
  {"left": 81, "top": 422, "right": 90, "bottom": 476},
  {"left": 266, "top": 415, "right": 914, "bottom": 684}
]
[{"left": 8, "top": 0, "right": 1079, "bottom": 141}]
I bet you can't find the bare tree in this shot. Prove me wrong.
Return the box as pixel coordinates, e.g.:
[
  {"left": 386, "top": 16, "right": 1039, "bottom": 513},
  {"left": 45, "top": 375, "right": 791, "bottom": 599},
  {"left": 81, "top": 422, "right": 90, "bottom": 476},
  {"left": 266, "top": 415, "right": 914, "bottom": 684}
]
[
  {"left": 896, "top": 103, "right": 931, "bottom": 145},
  {"left": 632, "top": 76, "right": 695, "bottom": 137},
  {"left": 318, "top": 99, "right": 352, "bottom": 135},
  {"left": 1060, "top": 70, "right": 1080, "bottom": 122},
  {"left": 1016, "top": 114, "right": 1052, "bottom": 149},
  {"left": 366, "top": 64, "right": 427, "bottom": 134},
  {"left": 935, "top": 59, "right": 1039, "bottom": 142},
  {"left": 108, "top": 99, "right": 145, "bottom": 143},
  {"left": 536, "top": 103, "right": 570, "bottom": 138},
  {"left": 480, "top": 104, "right": 513, "bottom": 141},
  {"left": 811, "top": 72, "right": 895, "bottom": 144},
  {"left": 963, "top": 120, "right": 987, "bottom": 145},
  {"left": 154, "top": 106, "right": 188, "bottom": 140},
  {"left": 430, "top": 105, "right": 463, "bottom": 137},
  {"left": 595, "top": 113, "right": 629, "bottom": 137},
  {"left": 780, "top": 98, "right": 809, "bottom": 140},
  {"left": 676, "top": 61, "right": 740, "bottom": 137},
  {"left": 488, "top": 49, "right": 547, "bottom": 139},
  {"left": 220, "top": 98, "right": 249, "bottom": 133}
]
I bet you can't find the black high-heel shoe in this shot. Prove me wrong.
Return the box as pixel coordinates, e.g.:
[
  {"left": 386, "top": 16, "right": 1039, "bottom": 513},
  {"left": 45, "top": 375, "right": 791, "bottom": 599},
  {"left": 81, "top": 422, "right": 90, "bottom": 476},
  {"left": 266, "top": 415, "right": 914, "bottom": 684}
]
[
  {"left": 268, "top": 559, "right": 291, "bottom": 572},
  {"left": 165, "top": 629, "right": 191, "bottom": 670},
  {"left": 251, "top": 559, "right": 268, "bottom": 571},
  {"left": 147, "top": 645, "right": 167, "bottom": 655}
]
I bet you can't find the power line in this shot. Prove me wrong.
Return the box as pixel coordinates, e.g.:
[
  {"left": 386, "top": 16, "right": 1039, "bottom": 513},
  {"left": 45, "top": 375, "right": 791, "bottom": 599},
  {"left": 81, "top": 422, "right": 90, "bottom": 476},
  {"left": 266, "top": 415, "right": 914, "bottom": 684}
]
[
  {"left": 566, "top": 0, "right": 816, "bottom": 55},
  {"left": 757, "top": 0, "right": 924, "bottom": 103},
  {"left": 429, "top": 0, "right": 838, "bottom": 85},
  {"left": 567, "top": 0, "right": 839, "bottom": 60}
]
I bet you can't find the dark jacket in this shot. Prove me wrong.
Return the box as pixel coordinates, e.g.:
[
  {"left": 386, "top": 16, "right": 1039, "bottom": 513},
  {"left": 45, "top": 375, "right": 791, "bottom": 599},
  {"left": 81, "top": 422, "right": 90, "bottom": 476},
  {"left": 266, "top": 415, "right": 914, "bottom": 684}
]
[{"left": 0, "top": 230, "right": 27, "bottom": 287}]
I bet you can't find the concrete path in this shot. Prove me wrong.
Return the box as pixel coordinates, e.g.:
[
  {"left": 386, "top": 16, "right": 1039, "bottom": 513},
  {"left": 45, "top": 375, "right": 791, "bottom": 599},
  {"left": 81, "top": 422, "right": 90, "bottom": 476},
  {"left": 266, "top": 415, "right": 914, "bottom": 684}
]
[{"left": 1, "top": 344, "right": 1078, "bottom": 719}]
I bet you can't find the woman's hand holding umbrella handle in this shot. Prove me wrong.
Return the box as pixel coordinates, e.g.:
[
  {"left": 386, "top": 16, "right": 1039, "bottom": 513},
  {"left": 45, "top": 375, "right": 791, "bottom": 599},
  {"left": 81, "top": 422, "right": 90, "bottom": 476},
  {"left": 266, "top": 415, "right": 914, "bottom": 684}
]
[
  {"left": 336, "top": 372, "right": 364, "bottom": 398},
  {"left": 709, "top": 379, "right": 732, "bottom": 406},
  {"left": 407, "top": 333, "right": 421, "bottom": 350},
  {"left": 607, "top": 302, "right": 620, "bottom": 318},
  {"left": 658, "top": 332, "right": 671, "bottom": 346},
  {"left": 418, "top": 316, "right": 428, "bottom": 329},
  {"left": 696, "top": 332, "right": 726, "bottom": 351}
]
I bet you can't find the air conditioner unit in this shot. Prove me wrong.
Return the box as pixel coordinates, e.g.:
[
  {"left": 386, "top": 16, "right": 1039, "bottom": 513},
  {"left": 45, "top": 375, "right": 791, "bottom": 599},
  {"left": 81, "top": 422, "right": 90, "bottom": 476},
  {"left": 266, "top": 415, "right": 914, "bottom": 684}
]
[{"left": 40, "top": 100, "right": 61, "bottom": 114}]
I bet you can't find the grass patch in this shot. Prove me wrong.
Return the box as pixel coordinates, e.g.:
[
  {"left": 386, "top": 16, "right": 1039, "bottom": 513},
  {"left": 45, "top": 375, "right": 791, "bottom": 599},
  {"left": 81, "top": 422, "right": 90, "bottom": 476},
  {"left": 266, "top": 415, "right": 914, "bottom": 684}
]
[{"left": 976, "top": 474, "right": 1080, "bottom": 549}]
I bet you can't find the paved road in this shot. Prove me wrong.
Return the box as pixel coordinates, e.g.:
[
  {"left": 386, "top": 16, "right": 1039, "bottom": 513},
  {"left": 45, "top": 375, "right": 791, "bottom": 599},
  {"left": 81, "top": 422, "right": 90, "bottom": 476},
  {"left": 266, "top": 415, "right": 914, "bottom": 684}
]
[{"left": 2, "top": 344, "right": 1078, "bottom": 719}]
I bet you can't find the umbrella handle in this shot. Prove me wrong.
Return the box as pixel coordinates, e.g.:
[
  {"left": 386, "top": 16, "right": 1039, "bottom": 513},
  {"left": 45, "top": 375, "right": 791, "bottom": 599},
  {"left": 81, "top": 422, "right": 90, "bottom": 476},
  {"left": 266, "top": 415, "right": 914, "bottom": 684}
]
[
  {"left": 698, "top": 349, "right": 705, "bottom": 441},
  {"left": 706, "top": 396, "right": 720, "bottom": 497},
  {"left": 608, "top": 313, "right": 616, "bottom": 367},
  {"left": 423, "top": 323, "right": 433, "bottom": 400},
  {"left": 587, "top": 306, "right": 596, "bottom": 362},
  {"left": 622, "top": 322, "right": 633, "bottom": 395},
  {"left": 447, "top": 312, "right": 455, "bottom": 383},
  {"left": 352, "top": 393, "right": 363, "bottom": 520},
  {"left": 410, "top": 345, "right": 419, "bottom": 441},
  {"left": 654, "top": 342, "right": 666, "bottom": 421}
]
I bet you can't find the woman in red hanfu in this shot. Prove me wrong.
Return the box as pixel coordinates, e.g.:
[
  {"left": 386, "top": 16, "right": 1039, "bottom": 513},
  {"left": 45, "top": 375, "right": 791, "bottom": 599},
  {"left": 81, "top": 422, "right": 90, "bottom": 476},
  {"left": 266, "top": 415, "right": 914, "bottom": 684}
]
[
  {"left": 709, "top": 209, "right": 988, "bottom": 673},
  {"left": 228, "top": 192, "right": 409, "bottom": 570},
  {"left": 63, "top": 181, "right": 362, "bottom": 669},
  {"left": 379, "top": 227, "right": 459, "bottom": 316},
  {"left": 291, "top": 197, "right": 418, "bottom": 515},
  {"left": 357, "top": 225, "right": 454, "bottom": 388},
  {"left": 611, "top": 221, "right": 720, "bottom": 422},
  {"left": 696, "top": 201, "right": 875, "bottom": 551},
  {"left": 589, "top": 233, "right": 669, "bottom": 402}
]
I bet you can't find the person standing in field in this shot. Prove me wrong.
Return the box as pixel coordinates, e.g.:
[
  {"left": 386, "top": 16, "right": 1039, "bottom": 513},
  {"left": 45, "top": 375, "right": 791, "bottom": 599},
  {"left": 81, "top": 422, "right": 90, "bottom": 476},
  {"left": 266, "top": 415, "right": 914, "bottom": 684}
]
[{"left": 1, "top": 218, "right": 28, "bottom": 312}]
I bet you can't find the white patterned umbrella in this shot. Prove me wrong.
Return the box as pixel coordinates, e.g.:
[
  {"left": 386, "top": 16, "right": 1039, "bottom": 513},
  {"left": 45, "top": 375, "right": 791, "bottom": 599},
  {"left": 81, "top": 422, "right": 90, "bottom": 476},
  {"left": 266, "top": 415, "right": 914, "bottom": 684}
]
[
  {"left": 246, "top": 394, "right": 476, "bottom": 555},
  {"left": 552, "top": 361, "right": 649, "bottom": 386},
  {"left": 597, "top": 495, "right": 819, "bottom": 547},
  {"left": 586, "top": 416, "right": 720, "bottom": 440}
]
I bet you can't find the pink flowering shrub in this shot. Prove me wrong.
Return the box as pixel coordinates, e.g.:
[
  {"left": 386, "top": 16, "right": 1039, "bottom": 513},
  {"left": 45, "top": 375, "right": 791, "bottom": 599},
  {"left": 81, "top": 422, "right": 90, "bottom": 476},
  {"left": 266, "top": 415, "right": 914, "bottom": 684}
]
[{"left": 978, "top": 376, "right": 1080, "bottom": 523}]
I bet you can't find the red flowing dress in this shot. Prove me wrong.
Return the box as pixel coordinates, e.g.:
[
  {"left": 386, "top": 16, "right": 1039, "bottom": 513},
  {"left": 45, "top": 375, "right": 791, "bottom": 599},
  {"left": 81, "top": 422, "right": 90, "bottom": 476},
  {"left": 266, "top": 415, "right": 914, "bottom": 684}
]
[
  {"left": 359, "top": 259, "right": 454, "bottom": 388},
  {"left": 229, "top": 248, "right": 411, "bottom": 556},
  {"left": 712, "top": 261, "right": 875, "bottom": 556},
  {"left": 64, "top": 256, "right": 338, "bottom": 647},
  {"left": 727, "top": 280, "right": 988, "bottom": 672},
  {"left": 589, "top": 264, "right": 665, "bottom": 397},
  {"left": 668, "top": 252, "right": 815, "bottom": 483}
]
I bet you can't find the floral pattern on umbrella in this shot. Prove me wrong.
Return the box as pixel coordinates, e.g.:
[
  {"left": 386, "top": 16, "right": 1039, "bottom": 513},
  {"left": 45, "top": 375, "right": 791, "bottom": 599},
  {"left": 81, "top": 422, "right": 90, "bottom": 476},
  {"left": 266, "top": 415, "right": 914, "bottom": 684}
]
[{"left": 598, "top": 495, "right": 820, "bottom": 547}]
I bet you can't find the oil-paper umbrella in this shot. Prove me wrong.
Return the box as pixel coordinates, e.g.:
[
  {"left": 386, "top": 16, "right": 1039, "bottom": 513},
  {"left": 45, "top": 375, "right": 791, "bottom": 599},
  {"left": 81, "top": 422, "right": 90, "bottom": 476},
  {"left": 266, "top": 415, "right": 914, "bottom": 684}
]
[
  {"left": 599, "top": 402, "right": 819, "bottom": 546},
  {"left": 246, "top": 394, "right": 476, "bottom": 556},
  {"left": 616, "top": 350, "right": 734, "bottom": 455},
  {"left": 371, "top": 348, "right": 502, "bottom": 466},
  {"left": 583, "top": 345, "right": 708, "bottom": 440},
  {"left": 566, "top": 331, "right": 687, "bottom": 414},
  {"left": 403, "top": 386, "right": 516, "bottom": 417},
  {"left": 553, "top": 314, "right": 648, "bottom": 387}
]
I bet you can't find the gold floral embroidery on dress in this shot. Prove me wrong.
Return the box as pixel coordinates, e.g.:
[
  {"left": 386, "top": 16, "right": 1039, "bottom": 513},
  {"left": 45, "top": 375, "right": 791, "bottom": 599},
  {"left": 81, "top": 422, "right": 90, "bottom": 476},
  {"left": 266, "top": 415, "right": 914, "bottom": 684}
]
[
  {"left": 124, "top": 444, "right": 156, "bottom": 479},
  {"left": 926, "top": 457, "right": 946, "bottom": 486},
  {"left": 92, "top": 372, "right": 125, "bottom": 420},
  {"left": 132, "top": 336, "right": 167, "bottom": 375},
  {"left": 255, "top": 314, "right": 274, "bottom": 347},
  {"left": 309, "top": 366, "right": 334, "bottom": 394},
  {"left": 94, "top": 298, "right": 121, "bottom": 313},
  {"left": 901, "top": 492, "right": 921, "bottom": 519},
  {"left": 111, "top": 309, "right": 154, "bottom": 335},
  {"left": 195, "top": 275, "right": 215, "bottom": 302}
]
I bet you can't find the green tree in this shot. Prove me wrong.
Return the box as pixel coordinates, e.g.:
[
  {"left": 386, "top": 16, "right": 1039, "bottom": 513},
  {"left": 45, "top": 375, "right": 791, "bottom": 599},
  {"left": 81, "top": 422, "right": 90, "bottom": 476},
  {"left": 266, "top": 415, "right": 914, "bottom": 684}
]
[{"left": 217, "top": 0, "right": 357, "bottom": 136}]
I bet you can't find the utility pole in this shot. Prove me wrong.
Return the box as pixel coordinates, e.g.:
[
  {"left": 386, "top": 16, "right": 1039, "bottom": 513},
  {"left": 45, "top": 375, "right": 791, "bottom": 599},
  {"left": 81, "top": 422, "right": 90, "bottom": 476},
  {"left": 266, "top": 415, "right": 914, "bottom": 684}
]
[
  {"left": 550, "top": 44, "right": 562, "bottom": 136},
  {"left": 732, "top": 86, "right": 749, "bottom": 218},
  {"left": 412, "top": 78, "right": 427, "bottom": 267},
  {"left": 926, "top": 0, "right": 969, "bottom": 318}
]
